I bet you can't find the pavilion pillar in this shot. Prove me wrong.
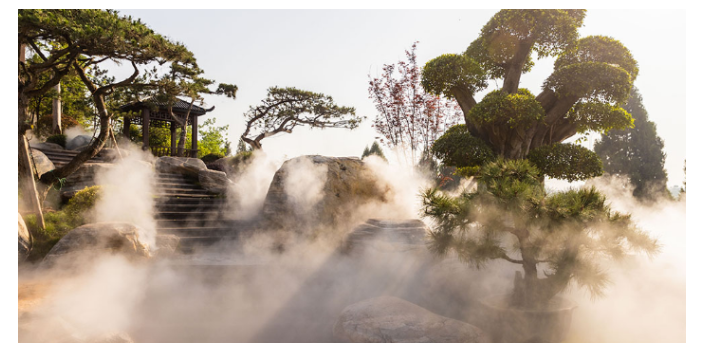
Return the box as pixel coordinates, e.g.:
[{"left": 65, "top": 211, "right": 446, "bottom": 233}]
[
  {"left": 170, "top": 121, "right": 177, "bottom": 156},
  {"left": 142, "top": 108, "right": 150, "bottom": 151},
  {"left": 191, "top": 114, "right": 198, "bottom": 157},
  {"left": 123, "top": 116, "right": 131, "bottom": 138}
]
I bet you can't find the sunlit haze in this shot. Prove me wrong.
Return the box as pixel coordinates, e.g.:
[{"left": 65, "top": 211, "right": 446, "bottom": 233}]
[{"left": 112, "top": 9, "right": 686, "bottom": 189}]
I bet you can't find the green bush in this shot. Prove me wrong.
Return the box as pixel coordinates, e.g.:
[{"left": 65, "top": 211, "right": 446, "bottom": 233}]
[
  {"left": 432, "top": 124, "right": 496, "bottom": 169},
  {"left": 201, "top": 153, "right": 225, "bottom": 163},
  {"left": 23, "top": 185, "right": 102, "bottom": 262},
  {"left": 527, "top": 143, "right": 603, "bottom": 182},
  {"left": 46, "top": 134, "right": 67, "bottom": 148}
]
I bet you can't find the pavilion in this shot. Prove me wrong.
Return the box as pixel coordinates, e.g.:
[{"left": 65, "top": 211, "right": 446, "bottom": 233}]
[{"left": 119, "top": 97, "right": 213, "bottom": 157}]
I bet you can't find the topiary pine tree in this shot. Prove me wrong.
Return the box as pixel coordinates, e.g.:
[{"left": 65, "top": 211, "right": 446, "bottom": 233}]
[
  {"left": 419, "top": 9, "right": 658, "bottom": 310},
  {"left": 423, "top": 10, "right": 637, "bottom": 181}
]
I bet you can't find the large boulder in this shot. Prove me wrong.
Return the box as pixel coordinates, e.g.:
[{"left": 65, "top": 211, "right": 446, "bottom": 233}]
[
  {"left": 60, "top": 163, "right": 113, "bottom": 201},
  {"left": 30, "top": 142, "right": 64, "bottom": 151},
  {"left": 198, "top": 169, "right": 231, "bottom": 194},
  {"left": 341, "top": 219, "right": 428, "bottom": 254},
  {"left": 66, "top": 134, "right": 93, "bottom": 150},
  {"left": 43, "top": 223, "right": 151, "bottom": 266},
  {"left": 262, "top": 155, "right": 388, "bottom": 228},
  {"left": 29, "top": 148, "right": 55, "bottom": 178},
  {"left": 156, "top": 157, "right": 207, "bottom": 178},
  {"left": 18, "top": 213, "right": 31, "bottom": 262},
  {"left": 333, "top": 296, "right": 490, "bottom": 343}
]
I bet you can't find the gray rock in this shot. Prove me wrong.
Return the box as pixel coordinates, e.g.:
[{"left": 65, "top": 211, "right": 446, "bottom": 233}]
[
  {"left": 98, "top": 148, "right": 130, "bottom": 162},
  {"left": 154, "top": 235, "right": 181, "bottom": 257},
  {"left": 155, "top": 156, "right": 207, "bottom": 178},
  {"left": 341, "top": 219, "right": 428, "bottom": 254},
  {"left": 333, "top": 296, "right": 490, "bottom": 343},
  {"left": 43, "top": 222, "right": 151, "bottom": 266},
  {"left": 29, "top": 148, "right": 55, "bottom": 178},
  {"left": 30, "top": 142, "right": 64, "bottom": 151},
  {"left": 198, "top": 168, "right": 231, "bottom": 194},
  {"left": 263, "top": 155, "right": 388, "bottom": 228},
  {"left": 18, "top": 213, "right": 31, "bottom": 262},
  {"left": 66, "top": 134, "right": 93, "bottom": 150},
  {"left": 60, "top": 164, "right": 113, "bottom": 201}
]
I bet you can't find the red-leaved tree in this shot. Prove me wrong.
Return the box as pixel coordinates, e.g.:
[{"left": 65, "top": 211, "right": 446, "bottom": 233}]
[{"left": 368, "top": 42, "right": 462, "bottom": 163}]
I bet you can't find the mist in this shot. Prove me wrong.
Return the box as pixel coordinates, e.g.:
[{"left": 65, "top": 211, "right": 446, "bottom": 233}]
[{"left": 17, "top": 154, "right": 686, "bottom": 343}]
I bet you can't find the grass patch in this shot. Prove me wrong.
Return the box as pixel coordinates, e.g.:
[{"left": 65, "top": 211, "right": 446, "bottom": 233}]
[{"left": 23, "top": 185, "right": 102, "bottom": 262}]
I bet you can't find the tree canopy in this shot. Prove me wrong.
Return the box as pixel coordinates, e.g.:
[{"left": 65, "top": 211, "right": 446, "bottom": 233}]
[
  {"left": 238, "top": 87, "right": 363, "bottom": 150},
  {"left": 594, "top": 87, "right": 670, "bottom": 201},
  {"left": 421, "top": 9, "right": 638, "bottom": 181},
  {"left": 420, "top": 9, "right": 656, "bottom": 309},
  {"left": 18, "top": 9, "right": 198, "bottom": 230}
]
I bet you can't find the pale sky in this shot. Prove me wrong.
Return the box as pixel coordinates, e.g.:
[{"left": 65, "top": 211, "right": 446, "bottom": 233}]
[{"left": 115, "top": 9, "right": 686, "bottom": 187}]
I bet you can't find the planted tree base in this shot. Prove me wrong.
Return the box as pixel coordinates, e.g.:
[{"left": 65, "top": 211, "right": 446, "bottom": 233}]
[{"left": 479, "top": 294, "right": 577, "bottom": 343}]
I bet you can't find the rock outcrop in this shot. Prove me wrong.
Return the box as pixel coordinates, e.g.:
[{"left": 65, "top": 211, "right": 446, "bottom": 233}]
[
  {"left": 60, "top": 163, "right": 113, "bottom": 201},
  {"left": 198, "top": 169, "right": 231, "bottom": 194},
  {"left": 333, "top": 296, "right": 490, "bottom": 343},
  {"left": 66, "top": 135, "right": 93, "bottom": 150},
  {"left": 262, "top": 155, "right": 388, "bottom": 228},
  {"left": 155, "top": 157, "right": 207, "bottom": 178},
  {"left": 341, "top": 219, "right": 427, "bottom": 254},
  {"left": 18, "top": 213, "right": 31, "bottom": 262},
  {"left": 29, "top": 149, "right": 55, "bottom": 178},
  {"left": 43, "top": 222, "right": 151, "bottom": 266}
]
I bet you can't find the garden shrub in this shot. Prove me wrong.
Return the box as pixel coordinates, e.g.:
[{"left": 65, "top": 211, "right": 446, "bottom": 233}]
[{"left": 46, "top": 134, "right": 67, "bottom": 148}]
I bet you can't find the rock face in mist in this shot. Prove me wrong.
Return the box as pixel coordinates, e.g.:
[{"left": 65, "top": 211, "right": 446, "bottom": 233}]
[
  {"left": 29, "top": 148, "right": 55, "bottom": 178},
  {"left": 44, "top": 222, "right": 151, "bottom": 265},
  {"left": 341, "top": 219, "right": 428, "bottom": 254},
  {"left": 198, "top": 169, "right": 231, "bottom": 194},
  {"left": 156, "top": 157, "right": 207, "bottom": 178},
  {"left": 263, "top": 155, "right": 387, "bottom": 228},
  {"left": 333, "top": 296, "right": 490, "bottom": 343},
  {"left": 66, "top": 134, "right": 93, "bottom": 150},
  {"left": 60, "top": 163, "right": 113, "bottom": 201},
  {"left": 18, "top": 213, "right": 31, "bottom": 262},
  {"left": 99, "top": 148, "right": 130, "bottom": 162}
]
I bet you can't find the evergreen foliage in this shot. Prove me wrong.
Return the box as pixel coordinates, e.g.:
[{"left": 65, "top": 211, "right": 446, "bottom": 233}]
[
  {"left": 361, "top": 141, "right": 387, "bottom": 161},
  {"left": 422, "top": 159, "right": 659, "bottom": 308},
  {"left": 239, "top": 87, "right": 362, "bottom": 150},
  {"left": 594, "top": 87, "right": 669, "bottom": 201},
  {"left": 420, "top": 10, "right": 657, "bottom": 309}
]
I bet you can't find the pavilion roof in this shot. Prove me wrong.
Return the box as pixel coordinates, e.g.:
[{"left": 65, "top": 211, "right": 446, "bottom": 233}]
[{"left": 119, "top": 96, "right": 211, "bottom": 116}]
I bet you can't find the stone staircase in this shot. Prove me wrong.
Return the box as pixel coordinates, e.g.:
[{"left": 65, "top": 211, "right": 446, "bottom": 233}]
[
  {"left": 33, "top": 148, "right": 110, "bottom": 168},
  {"left": 36, "top": 147, "right": 247, "bottom": 251},
  {"left": 153, "top": 172, "right": 249, "bottom": 250}
]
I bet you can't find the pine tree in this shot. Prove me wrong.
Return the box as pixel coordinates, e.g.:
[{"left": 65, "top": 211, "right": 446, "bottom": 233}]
[
  {"left": 420, "top": 9, "right": 659, "bottom": 311},
  {"left": 595, "top": 87, "right": 669, "bottom": 201},
  {"left": 361, "top": 141, "right": 386, "bottom": 161}
]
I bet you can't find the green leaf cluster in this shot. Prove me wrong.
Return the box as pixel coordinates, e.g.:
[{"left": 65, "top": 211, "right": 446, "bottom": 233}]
[
  {"left": 421, "top": 158, "right": 659, "bottom": 307},
  {"left": 431, "top": 124, "right": 496, "bottom": 169},
  {"left": 468, "top": 89, "right": 545, "bottom": 129},
  {"left": 421, "top": 54, "right": 487, "bottom": 98},
  {"left": 544, "top": 61, "right": 633, "bottom": 104},
  {"left": 527, "top": 143, "right": 603, "bottom": 182}
]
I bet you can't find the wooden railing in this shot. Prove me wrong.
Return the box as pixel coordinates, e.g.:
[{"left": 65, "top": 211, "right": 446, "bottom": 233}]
[{"left": 150, "top": 146, "right": 198, "bottom": 158}]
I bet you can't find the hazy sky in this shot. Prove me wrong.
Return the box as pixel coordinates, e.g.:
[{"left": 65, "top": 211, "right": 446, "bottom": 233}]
[{"left": 116, "top": 9, "right": 686, "bottom": 187}]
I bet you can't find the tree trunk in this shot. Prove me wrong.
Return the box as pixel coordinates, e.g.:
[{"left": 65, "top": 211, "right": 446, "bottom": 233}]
[
  {"left": 242, "top": 136, "right": 262, "bottom": 150},
  {"left": 502, "top": 41, "right": 534, "bottom": 95},
  {"left": 18, "top": 43, "right": 45, "bottom": 229},
  {"left": 52, "top": 83, "right": 62, "bottom": 135},
  {"left": 450, "top": 86, "right": 477, "bottom": 124}
]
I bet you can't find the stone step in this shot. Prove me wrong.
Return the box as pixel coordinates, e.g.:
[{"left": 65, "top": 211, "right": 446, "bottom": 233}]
[
  {"left": 156, "top": 187, "right": 211, "bottom": 195},
  {"left": 155, "top": 180, "right": 198, "bottom": 188},
  {"left": 155, "top": 211, "right": 224, "bottom": 219},
  {"left": 156, "top": 226, "right": 238, "bottom": 237},
  {"left": 153, "top": 193, "right": 216, "bottom": 198}
]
